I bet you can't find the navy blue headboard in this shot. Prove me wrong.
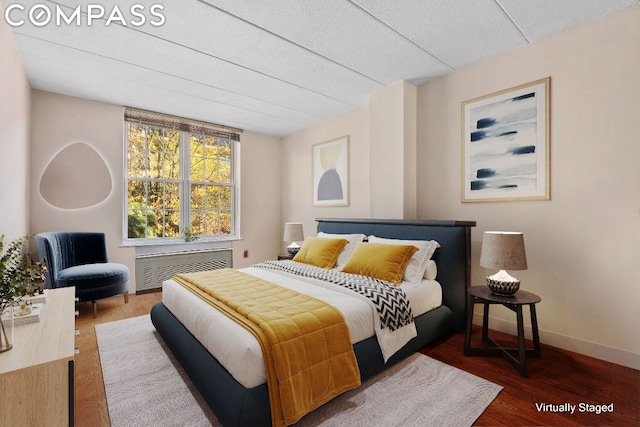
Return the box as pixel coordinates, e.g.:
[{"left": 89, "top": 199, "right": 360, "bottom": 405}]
[{"left": 317, "top": 218, "right": 475, "bottom": 331}]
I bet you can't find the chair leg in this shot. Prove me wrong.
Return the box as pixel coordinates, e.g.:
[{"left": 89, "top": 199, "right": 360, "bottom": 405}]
[
  {"left": 92, "top": 301, "right": 97, "bottom": 318},
  {"left": 124, "top": 291, "right": 129, "bottom": 304}
]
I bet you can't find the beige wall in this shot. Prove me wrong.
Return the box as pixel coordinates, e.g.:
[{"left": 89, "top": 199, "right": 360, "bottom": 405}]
[
  {"left": 233, "top": 130, "right": 282, "bottom": 268},
  {"left": 281, "top": 106, "right": 371, "bottom": 245},
  {"left": 280, "top": 82, "right": 418, "bottom": 242},
  {"left": 281, "top": 7, "right": 639, "bottom": 368},
  {"left": 369, "top": 81, "right": 418, "bottom": 219},
  {"left": 30, "top": 90, "right": 282, "bottom": 290},
  {"left": 418, "top": 7, "right": 640, "bottom": 368},
  {"left": 30, "top": 90, "right": 135, "bottom": 276},
  {"left": 0, "top": 11, "right": 31, "bottom": 240}
]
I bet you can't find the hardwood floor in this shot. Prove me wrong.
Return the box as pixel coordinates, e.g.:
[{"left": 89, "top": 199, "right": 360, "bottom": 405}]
[
  {"left": 75, "top": 292, "right": 639, "bottom": 427},
  {"left": 422, "top": 331, "right": 639, "bottom": 426}
]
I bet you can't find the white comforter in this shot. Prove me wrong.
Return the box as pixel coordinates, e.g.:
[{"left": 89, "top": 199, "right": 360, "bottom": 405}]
[{"left": 162, "top": 266, "right": 442, "bottom": 388}]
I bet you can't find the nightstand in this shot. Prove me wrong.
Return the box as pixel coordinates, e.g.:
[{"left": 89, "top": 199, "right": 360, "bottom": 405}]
[
  {"left": 278, "top": 254, "right": 291, "bottom": 260},
  {"left": 464, "top": 286, "right": 541, "bottom": 377}
]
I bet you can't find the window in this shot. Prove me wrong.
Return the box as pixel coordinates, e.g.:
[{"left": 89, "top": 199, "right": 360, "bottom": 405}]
[{"left": 124, "top": 108, "right": 241, "bottom": 243}]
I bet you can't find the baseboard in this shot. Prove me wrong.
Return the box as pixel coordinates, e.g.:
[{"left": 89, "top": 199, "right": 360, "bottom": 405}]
[
  {"left": 473, "top": 313, "right": 640, "bottom": 370},
  {"left": 135, "top": 287, "right": 161, "bottom": 295}
]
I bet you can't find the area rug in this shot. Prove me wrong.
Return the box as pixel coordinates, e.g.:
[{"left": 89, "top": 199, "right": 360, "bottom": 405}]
[{"left": 96, "top": 315, "right": 502, "bottom": 427}]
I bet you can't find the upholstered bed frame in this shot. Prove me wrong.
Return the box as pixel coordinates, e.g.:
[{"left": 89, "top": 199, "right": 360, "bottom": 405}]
[{"left": 151, "top": 218, "right": 475, "bottom": 426}]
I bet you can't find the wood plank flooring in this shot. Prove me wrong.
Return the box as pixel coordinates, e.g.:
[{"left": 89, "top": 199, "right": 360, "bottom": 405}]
[
  {"left": 422, "top": 331, "right": 639, "bottom": 426},
  {"left": 75, "top": 292, "right": 639, "bottom": 426}
]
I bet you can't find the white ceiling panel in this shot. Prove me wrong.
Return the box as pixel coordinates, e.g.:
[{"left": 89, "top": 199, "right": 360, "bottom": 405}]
[
  {"left": 498, "top": 0, "right": 639, "bottom": 42},
  {"left": 127, "top": 1, "right": 384, "bottom": 105},
  {"left": 13, "top": 28, "right": 355, "bottom": 119},
  {"left": 18, "top": 41, "right": 314, "bottom": 135},
  {"left": 1, "top": 0, "right": 637, "bottom": 136},
  {"left": 199, "top": 0, "right": 452, "bottom": 84},
  {"left": 351, "top": 0, "right": 528, "bottom": 72},
  {"left": 11, "top": 8, "right": 354, "bottom": 111}
]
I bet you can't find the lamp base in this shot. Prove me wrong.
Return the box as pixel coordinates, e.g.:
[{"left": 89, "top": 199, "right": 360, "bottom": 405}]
[
  {"left": 286, "top": 243, "right": 300, "bottom": 258},
  {"left": 485, "top": 270, "right": 520, "bottom": 296}
]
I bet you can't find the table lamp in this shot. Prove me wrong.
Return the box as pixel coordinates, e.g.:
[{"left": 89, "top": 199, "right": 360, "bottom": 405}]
[
  {"left": 479, "top": 231, "right": 527, "bottom": 295},
  {"left": 283, "top": 222, "right": 304, "bottom": 258}
]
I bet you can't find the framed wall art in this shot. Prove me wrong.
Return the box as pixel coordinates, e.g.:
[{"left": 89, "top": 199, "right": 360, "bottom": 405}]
[
  {"left": 461, "top": 77, "right": 550, "bottom": 202},
  {"left": 313, "top": 135, "right": 349, "bottom": 207}
]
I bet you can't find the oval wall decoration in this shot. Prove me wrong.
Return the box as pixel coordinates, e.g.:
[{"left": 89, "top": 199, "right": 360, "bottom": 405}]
[{"left": 40, "top": 142, "right": 112, "bottom": 209}]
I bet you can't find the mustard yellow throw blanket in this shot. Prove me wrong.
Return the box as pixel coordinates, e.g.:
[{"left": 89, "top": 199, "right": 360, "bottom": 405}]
[{"left": 174, "top": 269, "right": 361, "bottom": 426}]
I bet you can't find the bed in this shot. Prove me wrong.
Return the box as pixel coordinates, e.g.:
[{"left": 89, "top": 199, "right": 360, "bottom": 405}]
[{"left": 150, "top": 218, "right": 475, "bottom": 426}]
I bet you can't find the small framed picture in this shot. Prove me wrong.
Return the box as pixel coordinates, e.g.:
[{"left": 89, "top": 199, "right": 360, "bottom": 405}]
[
  {"left": 462, "top": 78, "right": 550, "bottom": 202},
  {"left": 313, "top": 136, "right": 349, "bottom": 207}
]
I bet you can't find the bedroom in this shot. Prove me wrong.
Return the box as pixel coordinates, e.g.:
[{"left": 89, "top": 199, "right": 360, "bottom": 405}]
[{"left": 1, "top": 1, "right": 638, "bottom": 426}]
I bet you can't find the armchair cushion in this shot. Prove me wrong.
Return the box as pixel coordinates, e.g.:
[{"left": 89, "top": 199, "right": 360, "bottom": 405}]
[{"left": 58, "top": 263, "right": 129, "bottom": 302}]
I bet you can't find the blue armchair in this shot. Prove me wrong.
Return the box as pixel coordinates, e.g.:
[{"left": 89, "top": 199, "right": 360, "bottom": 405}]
[{"left": 35, "top": 232, "right": 129, "bottom": 317}]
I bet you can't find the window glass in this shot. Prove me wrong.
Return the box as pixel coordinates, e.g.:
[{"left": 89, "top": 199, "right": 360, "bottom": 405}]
[{"left": 125, "top": 122, "right": 236, "bottom": 242}]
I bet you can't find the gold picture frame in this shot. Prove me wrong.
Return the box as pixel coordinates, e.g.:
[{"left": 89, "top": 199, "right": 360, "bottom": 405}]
[{"left": 461, "top": 77, "right": 550, "bottom": 202}]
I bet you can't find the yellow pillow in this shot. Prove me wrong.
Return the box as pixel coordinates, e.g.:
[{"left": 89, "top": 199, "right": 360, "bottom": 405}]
[
  {"left": 341, "top": 242, "right": 418, "bottom": 285},
  {"left": 292, "top": 237, "right": 349, "bottom": 269}
]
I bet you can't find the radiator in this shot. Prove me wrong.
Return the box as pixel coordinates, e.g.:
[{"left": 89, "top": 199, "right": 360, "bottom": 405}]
[{"left": 135, "top": 249, "right": 233, "bottom": 292}]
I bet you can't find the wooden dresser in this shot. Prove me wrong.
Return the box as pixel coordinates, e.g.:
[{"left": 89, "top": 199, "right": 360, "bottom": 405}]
[{"left": 0, "top": 287, "right": 75, "bottom": 426}]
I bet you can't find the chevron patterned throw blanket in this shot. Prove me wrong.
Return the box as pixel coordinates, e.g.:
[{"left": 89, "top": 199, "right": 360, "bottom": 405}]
[{"left": 254, "top": 260, "right": 414, "bottom": 332}]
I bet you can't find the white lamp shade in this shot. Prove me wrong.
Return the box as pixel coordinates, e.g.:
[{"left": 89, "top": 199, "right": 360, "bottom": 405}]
[
  {"left": 283, "top": 222, "right": 304, "bottom": 242},
  {"left": 480, "top": 231, "right": 527, "bottom": 271}
]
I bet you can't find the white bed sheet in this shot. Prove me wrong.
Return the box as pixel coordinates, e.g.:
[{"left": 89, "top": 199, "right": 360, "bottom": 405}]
[{"left": 161, "top": 266, "right": 442, "bottom": 388}]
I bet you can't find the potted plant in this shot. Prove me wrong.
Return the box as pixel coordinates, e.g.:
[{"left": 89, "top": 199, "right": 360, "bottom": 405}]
[
  {"left": 183, "top": 226, "right": 201, "bottom": 243},
  {"left": 0, "top": 235, "right": 46, "bottom": 352}
]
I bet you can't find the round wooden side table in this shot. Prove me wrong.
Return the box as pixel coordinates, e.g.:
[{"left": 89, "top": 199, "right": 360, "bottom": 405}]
[{"left": 463, "top": 286, "right": 542, "bottom": 377}]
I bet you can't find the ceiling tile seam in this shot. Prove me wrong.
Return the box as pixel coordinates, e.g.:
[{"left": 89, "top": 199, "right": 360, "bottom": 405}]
[
  {"left": 28, "top": 76, "right": 292, "bottom": 136},
  {"left": 494, "top": 0, "right": 531, "bottom": 43},
  {"left": 13, "top": 32, "right": 333, "bottom": 122},
  {"left": 29, "top": 1, "right": 359, "bottom": 109},
  {"left": 347, "top": 0, "right": 455, "bottom": 73},
  {"left": 29, "top": 68, "right": 309, "bottom": 129},
  {"left": 114, "top": 75, "right": 318, "bottom": 127},
  {"left": 196, "top": 0, "right": 387, "bottom": 87},
  {"left": 111, "top": 22, "right": 361, "bottom": 109}
]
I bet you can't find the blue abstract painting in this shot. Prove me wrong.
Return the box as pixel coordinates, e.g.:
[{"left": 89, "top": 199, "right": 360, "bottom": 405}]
[{"left": 463, "top": 78, "right": 549, "bottom": 202}]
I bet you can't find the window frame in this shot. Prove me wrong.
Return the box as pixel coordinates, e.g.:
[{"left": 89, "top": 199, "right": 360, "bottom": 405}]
[{"left": 122, "top": 117, "right": 241, "bottom": 247}]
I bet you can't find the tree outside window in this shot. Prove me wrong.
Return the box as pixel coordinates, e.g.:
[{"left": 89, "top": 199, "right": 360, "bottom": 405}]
[{"left": 125, "top": 120, "right": 237, "bottom": 241}]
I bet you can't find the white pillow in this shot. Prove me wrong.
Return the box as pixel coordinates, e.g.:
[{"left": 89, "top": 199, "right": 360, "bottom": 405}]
[
  {"left": 424, "top": 260, "right": 437, "bottom": 280},
  {"left": 317, "top": 232, "right": 367, "bottom": 268},
  {"left": 368, "top": 235, "right": 440, "bottom": 283}
]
